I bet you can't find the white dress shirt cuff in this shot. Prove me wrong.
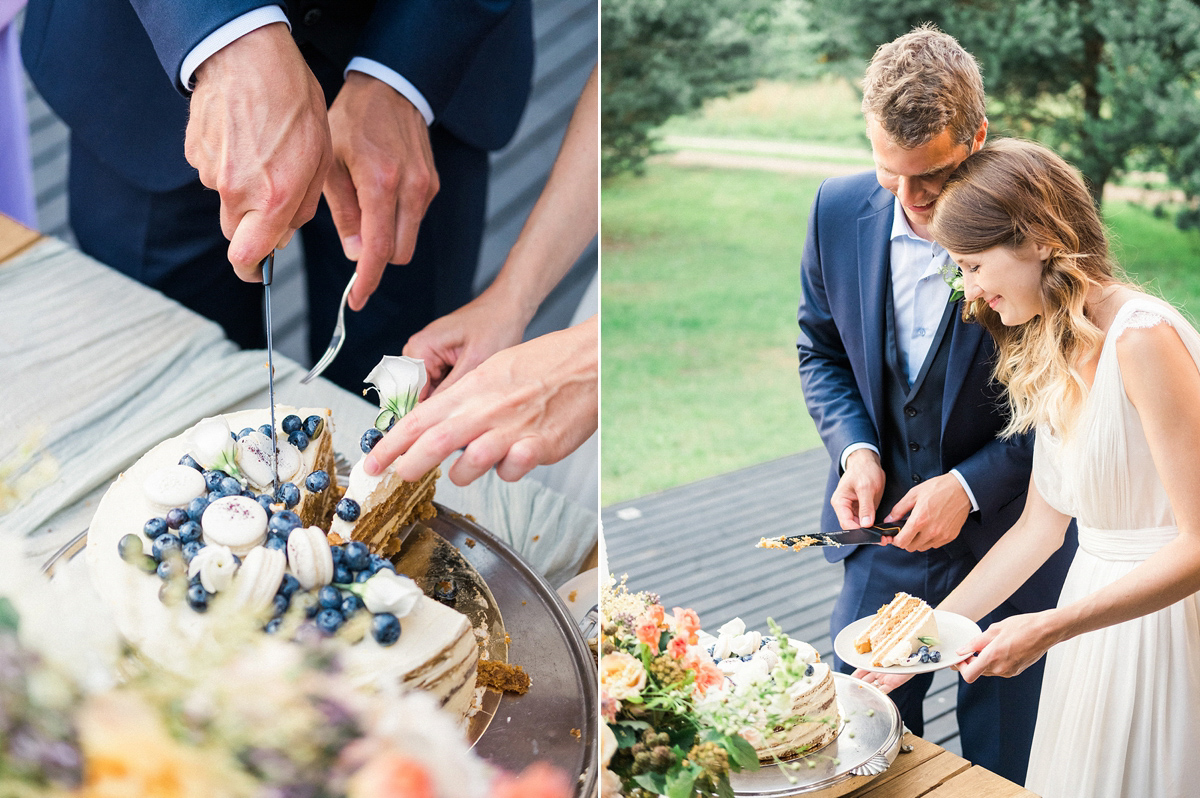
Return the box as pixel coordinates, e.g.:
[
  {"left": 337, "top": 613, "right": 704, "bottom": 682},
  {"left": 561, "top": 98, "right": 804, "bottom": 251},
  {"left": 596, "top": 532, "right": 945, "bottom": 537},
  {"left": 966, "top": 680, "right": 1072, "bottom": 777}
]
[
  {"left": 345, "top": 57, "right": 434, "bottom": 126},
  {"left": 180, "top": 7, "right": 291, "bottom": 92},
  {"left": 840, "top": 443, "right": 880, "bottom": 473},
  {"left": 949, "top": 468, "right": 981, "bottom": 514}
]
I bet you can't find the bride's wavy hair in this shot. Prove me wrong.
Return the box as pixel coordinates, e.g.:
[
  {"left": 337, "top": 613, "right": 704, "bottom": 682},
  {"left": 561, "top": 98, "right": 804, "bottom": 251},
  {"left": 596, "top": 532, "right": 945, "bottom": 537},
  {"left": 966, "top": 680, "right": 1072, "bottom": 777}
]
[{"left": 928, "top": 138, "right": 1117, "bottom": 439}]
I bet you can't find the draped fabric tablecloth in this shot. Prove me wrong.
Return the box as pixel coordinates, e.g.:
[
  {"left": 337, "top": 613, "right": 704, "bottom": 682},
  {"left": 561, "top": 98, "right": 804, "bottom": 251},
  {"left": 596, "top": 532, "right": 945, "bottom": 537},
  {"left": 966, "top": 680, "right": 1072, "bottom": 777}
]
[{"left": 0, "top": 236, "right": 597, "bottom": 588}]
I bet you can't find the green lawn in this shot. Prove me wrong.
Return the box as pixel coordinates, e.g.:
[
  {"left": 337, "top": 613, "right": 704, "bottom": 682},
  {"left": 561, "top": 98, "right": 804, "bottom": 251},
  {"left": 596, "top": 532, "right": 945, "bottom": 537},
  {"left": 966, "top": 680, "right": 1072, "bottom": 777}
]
[{"left": 601, "top": 163, "right": 1200, "bottom": 506}]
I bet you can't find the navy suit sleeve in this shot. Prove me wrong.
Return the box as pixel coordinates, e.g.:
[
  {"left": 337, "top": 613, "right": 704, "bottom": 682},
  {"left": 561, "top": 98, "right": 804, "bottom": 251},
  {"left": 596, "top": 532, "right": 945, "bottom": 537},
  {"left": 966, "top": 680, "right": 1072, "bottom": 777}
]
[
  {"left": 354, "top": 0, "right": 517, "bottom": 119},
  {"left": 952, "top": 430, "right": 1035, "bottom": 525},
  {"left": 797, "top": 180, "right": 878, "bottom": 470},
  {"left": 128, "top": 1, "right": 286, "bottom": 94}
]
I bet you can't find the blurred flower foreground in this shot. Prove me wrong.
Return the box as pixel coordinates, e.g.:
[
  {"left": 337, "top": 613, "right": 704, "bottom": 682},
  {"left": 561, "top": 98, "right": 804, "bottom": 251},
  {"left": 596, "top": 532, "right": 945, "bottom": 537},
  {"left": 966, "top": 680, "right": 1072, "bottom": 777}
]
[{"left": 0, "top": 594, "right": 570, "bottom": 798}]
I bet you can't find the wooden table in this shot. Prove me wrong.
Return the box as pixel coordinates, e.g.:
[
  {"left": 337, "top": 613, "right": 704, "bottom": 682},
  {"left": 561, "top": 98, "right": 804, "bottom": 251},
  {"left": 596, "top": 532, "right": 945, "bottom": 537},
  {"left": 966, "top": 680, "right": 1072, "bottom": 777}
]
[{"left": 816, "top": 733, "right": 1036, "bottom": 798}]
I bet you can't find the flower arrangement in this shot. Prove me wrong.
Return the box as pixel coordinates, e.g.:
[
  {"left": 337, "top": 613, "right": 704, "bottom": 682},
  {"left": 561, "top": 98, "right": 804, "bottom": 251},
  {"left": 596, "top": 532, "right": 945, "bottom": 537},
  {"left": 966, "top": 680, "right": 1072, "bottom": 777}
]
[
  {"left": 0, "top": 596, "right": 570, "bottom": 798},
  {"left": 940, "top": 261, "right": 965, "bottom": 302},
  {"left": 598, "top": 576, "right": 756, "bottom": 798}
]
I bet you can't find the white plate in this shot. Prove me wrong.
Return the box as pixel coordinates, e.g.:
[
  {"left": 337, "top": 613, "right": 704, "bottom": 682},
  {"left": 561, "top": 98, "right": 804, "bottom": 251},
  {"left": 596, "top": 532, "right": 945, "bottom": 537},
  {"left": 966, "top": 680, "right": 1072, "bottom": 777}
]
[
  {"left": 833, "top": 609, "right": 981, "bottom": 674},
  {"left": 556, "top": 567, "right": 598, "bottom": 641}
]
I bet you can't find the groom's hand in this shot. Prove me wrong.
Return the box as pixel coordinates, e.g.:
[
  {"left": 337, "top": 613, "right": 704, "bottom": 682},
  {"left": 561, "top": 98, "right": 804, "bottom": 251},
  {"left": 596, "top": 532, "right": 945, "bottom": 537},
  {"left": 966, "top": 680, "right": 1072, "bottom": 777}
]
[
  {"left": 832, "top": 449, "right": 886, "bottom": 528},
  {"left": 883, "top": 474, "right": 971, "bottom": 551}
]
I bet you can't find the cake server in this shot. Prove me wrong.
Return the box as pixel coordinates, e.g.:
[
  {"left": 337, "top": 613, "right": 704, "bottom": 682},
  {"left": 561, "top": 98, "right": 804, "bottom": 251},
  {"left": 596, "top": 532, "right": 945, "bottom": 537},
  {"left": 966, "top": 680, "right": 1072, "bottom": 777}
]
[{"left": 261, "top": 250, "right": 280, "bottom": 495}]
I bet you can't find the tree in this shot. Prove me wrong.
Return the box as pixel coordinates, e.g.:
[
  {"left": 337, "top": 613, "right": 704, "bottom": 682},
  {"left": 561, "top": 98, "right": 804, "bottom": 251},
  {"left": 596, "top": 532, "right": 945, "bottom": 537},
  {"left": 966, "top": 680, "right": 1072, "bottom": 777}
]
[
  {"left": 800, "top": 0, "right": 1200, "bottom": 223},
  {"left": 601, "top": 0, "right": 777, "bottom": 178}
]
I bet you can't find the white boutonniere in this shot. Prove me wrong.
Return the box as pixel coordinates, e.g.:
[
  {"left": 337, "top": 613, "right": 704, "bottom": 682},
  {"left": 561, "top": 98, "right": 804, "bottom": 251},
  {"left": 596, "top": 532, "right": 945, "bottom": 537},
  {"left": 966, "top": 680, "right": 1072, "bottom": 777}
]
[{"left": 940, "top": 262, "right": 964, "bottom": 302}]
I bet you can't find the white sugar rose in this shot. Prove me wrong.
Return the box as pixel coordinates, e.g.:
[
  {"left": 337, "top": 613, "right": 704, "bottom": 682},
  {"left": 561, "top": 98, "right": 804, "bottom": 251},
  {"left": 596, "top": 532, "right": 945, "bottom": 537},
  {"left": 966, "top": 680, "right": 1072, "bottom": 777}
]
[
  {"left": 188, "top": 544, "right": 239, "bottom": 593},
  {"left": 365, "top": 356, "right": 427, "bottom": 431},
  {"left": 189, "top": 417, "right": 243, "bottom": 479},
  {"left": 728, "top": 630, "right": 762, "bottom": 658},
  {"left": 361, "top": 570, "right": 423, "bottom": 618},
  {"left": 599, "top": 651, "right": 646, "bottom": 701}
]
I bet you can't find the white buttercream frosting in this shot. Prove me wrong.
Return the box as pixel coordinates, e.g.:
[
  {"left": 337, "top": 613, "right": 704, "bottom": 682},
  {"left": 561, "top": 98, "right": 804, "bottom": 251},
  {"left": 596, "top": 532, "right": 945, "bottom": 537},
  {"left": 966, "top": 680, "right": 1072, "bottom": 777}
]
[
  {"left": 142, "top": 465, "right": 206, "bottom": 511},
  {"left": 201, "top": 496, "right": 268, "bottom": 556},
  {"left": 329, "top": 458, "right": 390, "bottom": 539}
]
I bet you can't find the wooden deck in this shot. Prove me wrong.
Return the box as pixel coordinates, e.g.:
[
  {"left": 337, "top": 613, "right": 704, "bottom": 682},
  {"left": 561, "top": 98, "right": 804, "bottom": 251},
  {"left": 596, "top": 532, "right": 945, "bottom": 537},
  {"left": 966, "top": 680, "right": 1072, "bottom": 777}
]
[{"left": 601, "top": 448, "right": 963, "bottom": 756}]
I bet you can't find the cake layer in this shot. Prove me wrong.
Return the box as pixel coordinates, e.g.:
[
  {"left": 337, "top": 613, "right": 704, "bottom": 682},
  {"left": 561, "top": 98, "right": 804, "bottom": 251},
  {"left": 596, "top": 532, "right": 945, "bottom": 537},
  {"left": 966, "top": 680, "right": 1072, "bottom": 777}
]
[
  {"left": 86, "top": 408, "right": 478, "bottom": 720},
  {"left": 855, "top": 592, "right": 938, "bottom": 667},
  {"left": 330, "top": 459, "right": 439, "bottom": 558}
]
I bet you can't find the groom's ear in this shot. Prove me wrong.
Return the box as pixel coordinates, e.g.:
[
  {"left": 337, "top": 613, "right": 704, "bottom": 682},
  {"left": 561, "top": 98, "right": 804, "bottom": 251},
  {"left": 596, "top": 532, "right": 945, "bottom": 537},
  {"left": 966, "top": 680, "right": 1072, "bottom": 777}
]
[{"left": 969, "top": 119, "right": 989, "bottom": 154}]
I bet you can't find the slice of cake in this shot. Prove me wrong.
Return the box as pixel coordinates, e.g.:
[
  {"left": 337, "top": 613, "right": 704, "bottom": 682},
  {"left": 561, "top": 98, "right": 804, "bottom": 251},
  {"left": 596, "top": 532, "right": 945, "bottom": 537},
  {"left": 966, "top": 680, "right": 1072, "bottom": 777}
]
[
  {"left": 86, "top": 402, "right": 479, "bottom": 722},
  {"left": 699, "top": 619, "right": 839, "bottom": 760},
  {"left": 854, "top": 592, "right": 938, "bottom": 667},
  {"left": 330, "top": 356, "right": 439, "bottom": 559}
]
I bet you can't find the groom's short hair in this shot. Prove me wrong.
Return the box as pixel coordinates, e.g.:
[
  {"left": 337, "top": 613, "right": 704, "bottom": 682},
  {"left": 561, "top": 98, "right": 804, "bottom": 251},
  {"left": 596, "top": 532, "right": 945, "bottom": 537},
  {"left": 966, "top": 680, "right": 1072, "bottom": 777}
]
[{"left": 861, "top": 24, "right": 986, "bottom": 149}]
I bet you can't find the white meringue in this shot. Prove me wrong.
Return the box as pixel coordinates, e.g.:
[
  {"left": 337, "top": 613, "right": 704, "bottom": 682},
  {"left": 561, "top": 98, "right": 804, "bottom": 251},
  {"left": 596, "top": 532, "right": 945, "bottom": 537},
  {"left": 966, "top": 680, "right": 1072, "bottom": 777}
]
[
  {"left": 236, "top": 431, "right": 300, "bottom": 490},
  {"left": 232, "top": 546, "right": 286, "bottom": 614},
  {"left": 188, "top": 544, "right": 239, "bottom": 593},
  {"left": 286, "top": 525, "right": 334, "bottom": 590},
  {"left": 200, "top": 496, "right": 267, "bottom": 556},
  {"left": 142, "top": 465, "right": 206, "bottom": 511}
]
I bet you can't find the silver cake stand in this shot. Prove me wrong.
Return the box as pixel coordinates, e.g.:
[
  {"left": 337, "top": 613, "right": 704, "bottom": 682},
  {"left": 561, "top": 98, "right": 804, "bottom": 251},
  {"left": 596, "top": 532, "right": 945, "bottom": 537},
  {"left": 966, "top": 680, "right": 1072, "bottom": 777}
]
[{"left": 730, "top": 674, "right": 904, "bottom": 796}]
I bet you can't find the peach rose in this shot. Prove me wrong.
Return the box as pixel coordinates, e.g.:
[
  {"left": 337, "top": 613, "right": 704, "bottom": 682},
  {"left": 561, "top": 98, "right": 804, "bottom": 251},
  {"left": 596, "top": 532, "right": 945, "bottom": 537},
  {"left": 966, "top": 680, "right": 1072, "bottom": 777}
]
[
  {"left": 693, "top": 661, "right": 725, "bottom": 696},
  {"left": 600, "top": 768, "right": 624, "bottom": 797},
  {"left": 600, "top": 651, "right": 647, "bottom": 700},
  {"left": 669, "top": 607, "right": 702, "bottom": 644},
  {"left": 346, "top": 752, "right": 434, "bottom": 798},
  {"left": 666, "top": 635, "right": 689, "bottom": 660},
  {"left": 644, "top": 604, "right": 665, "bottom": 627},
  {"left": 635, "top": 616, "right": 661, "bottom": 653},
  {"left": 600, "top": 691, "right": 619, "bottom": 723},
  {"left": 492, "top": 763, "right": 573, "bottom": 798}
]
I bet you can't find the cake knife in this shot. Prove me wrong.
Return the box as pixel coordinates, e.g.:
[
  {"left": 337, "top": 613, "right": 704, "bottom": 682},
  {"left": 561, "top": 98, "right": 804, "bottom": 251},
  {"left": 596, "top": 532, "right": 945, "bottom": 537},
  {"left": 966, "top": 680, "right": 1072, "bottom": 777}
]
[
  {"left": 261, "top": 250, "right": 280, "bottom": 496},
  {"left": 759, "top": 522, "right": 906, "bottom": 549}
]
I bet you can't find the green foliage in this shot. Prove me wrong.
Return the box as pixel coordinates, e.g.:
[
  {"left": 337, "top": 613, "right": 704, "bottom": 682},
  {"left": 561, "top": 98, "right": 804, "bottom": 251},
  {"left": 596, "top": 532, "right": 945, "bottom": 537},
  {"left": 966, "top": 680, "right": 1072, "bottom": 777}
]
[
  {"left": 799, "top": 0, "right": 1200, "bottom": 218},
  {"left": 601, "top": 0, "right": 778, "bottom": 177},
  {"left": 0, "top": 598, "right": 17, "bottom": 633}
]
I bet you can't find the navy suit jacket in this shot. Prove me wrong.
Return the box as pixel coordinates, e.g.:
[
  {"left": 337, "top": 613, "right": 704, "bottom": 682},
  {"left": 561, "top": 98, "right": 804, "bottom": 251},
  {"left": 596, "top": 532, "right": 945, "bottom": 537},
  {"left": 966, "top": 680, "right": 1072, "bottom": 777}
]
[
  {"left": 22, "top": 0, "right": 533, "bottom": 192},
  {"left": 797, "top": 172, "right": 1074, "bottom": 614}
]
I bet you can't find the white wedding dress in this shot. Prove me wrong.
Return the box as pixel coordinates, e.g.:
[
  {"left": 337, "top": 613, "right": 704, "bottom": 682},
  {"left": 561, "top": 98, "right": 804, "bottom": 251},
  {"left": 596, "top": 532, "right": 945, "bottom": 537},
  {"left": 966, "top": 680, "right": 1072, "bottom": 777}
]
[{"left": 1025, "top": 296, "right": 1200, "bottom": 797}]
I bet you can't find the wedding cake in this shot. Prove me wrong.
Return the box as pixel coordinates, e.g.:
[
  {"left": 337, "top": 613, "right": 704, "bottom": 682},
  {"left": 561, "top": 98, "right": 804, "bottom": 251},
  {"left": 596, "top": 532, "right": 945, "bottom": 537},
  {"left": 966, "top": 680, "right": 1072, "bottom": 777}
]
[
  {"left": 854, "top": 592, "right": 939, "bottom": 667},
  {"left": 86, "top": 358, "right": 479, "bottom": 721},
  {"left": 698, "top": 619, "right": 839, "bottom": 760}
]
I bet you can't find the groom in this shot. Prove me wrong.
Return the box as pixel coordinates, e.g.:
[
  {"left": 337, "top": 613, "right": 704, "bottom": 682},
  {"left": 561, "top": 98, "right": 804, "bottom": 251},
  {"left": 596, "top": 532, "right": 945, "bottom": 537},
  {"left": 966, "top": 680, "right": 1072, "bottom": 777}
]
[{"left": 796, "top": 26, "right": 1076, "bottom": 784}]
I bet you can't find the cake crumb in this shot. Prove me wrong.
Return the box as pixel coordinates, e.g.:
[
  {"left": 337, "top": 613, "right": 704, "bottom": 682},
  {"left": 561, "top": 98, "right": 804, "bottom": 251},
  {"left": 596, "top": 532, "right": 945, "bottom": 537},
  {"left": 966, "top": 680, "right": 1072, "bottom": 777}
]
[
  {"left": 568, "top": 590, "right": 578, "bottom": 602},
  {"left": 532, "top": 534, "right": 540, "bottom": 542},
  {"left": 464, "top": 537, "right": 476, "bottom": 548},
  {"left": 464, "top": 513, "right": 476, "bottom": 522},
  {"left": 504, "top": 634, "right": 512, "bottom": 644},
  {"left": 570, "top": 728, "right": 581, "bottom": 739},
  {"left": 521, "top": 601, "right": 527, "bottom": 606},
  {"left": 327, "top": 531, "right": 347, "bottom": 546},
  {"left": 477, "top": 661, "right": 531, "bottom": 695}
]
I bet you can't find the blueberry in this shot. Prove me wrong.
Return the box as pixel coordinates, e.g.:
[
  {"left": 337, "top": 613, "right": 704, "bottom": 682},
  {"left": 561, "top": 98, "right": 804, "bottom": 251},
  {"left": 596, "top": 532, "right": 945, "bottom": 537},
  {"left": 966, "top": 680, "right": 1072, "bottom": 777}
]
[
  {"left": 240, "top": 488, "right": 257, "bottom": 499},
  {"left": 256, "top": 494, "right": 275, "bottom": 514},
  {"left": 371, "top": 613, "right": 401, "bottom": 646},
  {"left": 360, "top": 428, "right": 384, "bottom": 453},
  {"left": 265, "top": 617, "right": 283, "bottom": 635},
  {"left": 329, "top": 545, "right": 345, "bottom": 565},
  {"left": 930, "top": 650, "right": 942, "bottom": 663},
  {"left": 152, "top": 534, "right": 182, "bottom": 562},
  {"left": 343, "top": 541, "right": 369, "bottom": 570},
  {"left": 341, "top": 594, "right": 364, "bottom": 616},
  {"left": 165, "top": 508, "right": 189, "bottom": 529},
  {"left": 292, "top": 592, "right": 320, "bottom": 618},
  {"left": 304, "top": 470, "right": 330, "bottom": 493},
  {"left": 433, "top": 579, "right": 457, "bottom": 605},
  {"left": 265, "top": 534, "right": 288, "bottom": 551},
  {"left": 186, "top": 583, "right": 209, "bottom": 613},
  {"left": 203, "top": 470, "right": 226, "bottom": 492},
  {"left": 258, "top": 424, "right": 274, "bottom": 438},
  {"left": 179, "top": 454, "right": 202, "bottom": 471},
  {"left": 303, "top": 415, "right": 324, "bottom": 439},
  {"left": 186, "top": 496, "right": 209, "bottom": 522},
  {"left": 207, "top": 491, "right": 222, "bottom": 503},
  {"left": 277, "top": 574, "right": 300, "bottom": 599},
  {"left": 157, "top": 559, "right": 179, "bottom": 581},
  {"left": 237, "top": 427, "right": 256, "bottom": 439},
  {"left": 189, "top": 573, "right": 203, "bottom": 587},
  {"left": 804, "top": 663, "right": 815, "bottom": 677},
  {"left": 218, "top": 476, "right": 242, "bottom": 497},
  {"left": 229, "top": 430, "right": 237, "bottom": 441},
  {"left": 275, "top": 482, "right": 300, "bottom": 508},
  {"left": 288, "top": 430, "right": 309, "bottom": 451},
  {"left": 354, "top": 570, "right": 372, "bottom": 583},
  {"left": 135, "top": 554, "right": 158, "bottom": 574},
  {"left": 272, "top": 593, "right": 290, "bottom": 617},
  {"left": 333, "top": 565, "right": 352, "bottom": 585},
  {"left": 335, "top": 498, "right": 360, "bottom": 522},
  {"left": 317, "top": 585, "right": 342, "bottom": 609},
  {"left": 282, "top": 414, "right": 303, "bottom": 434},
  {"left": 178, "top": 520, "right": 202, "bottom": 544},
  {"left": 182, "top": 540, "right": 203, "bottom": 563},
  {"left": 158, "top": 580, "right": 184, "bottom": 606},
  {"left": 368, "top": 554, "right": 396, "bottom": 575},
  {"left": 144, "top": 517, "right": 168, "bottom": 539},
  {"left": 315, "top": 608, "right": 344, "bottom": 635},
  {"left": 118, "top": 534, "right": 144, "bottom": 563},
  {"left": 268, "top": 510, "right": 302, "bottom": 536}
]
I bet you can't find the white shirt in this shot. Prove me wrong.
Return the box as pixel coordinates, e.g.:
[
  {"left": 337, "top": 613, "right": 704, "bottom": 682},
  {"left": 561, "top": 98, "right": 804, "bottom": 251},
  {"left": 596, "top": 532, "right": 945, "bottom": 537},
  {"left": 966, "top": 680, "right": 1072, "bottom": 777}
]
[
  {"left": 179, "top": 8, "right": 433, "bottom": 125},
  {"left": 840, "top": 196, "right": 979, "bottom": 513}
]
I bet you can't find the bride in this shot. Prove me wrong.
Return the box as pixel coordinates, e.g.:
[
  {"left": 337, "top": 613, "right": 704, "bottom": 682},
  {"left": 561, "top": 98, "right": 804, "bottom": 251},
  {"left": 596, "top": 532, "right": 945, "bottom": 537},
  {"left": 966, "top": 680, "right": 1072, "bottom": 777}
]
[{"left": 861, "top": 138, "right": 1200, "bottom": 797}]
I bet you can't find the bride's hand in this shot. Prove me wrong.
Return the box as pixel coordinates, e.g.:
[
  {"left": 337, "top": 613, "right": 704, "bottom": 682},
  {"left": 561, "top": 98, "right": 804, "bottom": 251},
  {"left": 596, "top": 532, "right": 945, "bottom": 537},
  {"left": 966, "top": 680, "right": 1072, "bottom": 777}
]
[
  {"left": 851, "top": 668, "right": 914, "bottom": 694},
  {"left": 882, "top": 474, "right": 972, "bottom": 551},
  {"left": 955, "top": 611, "right": 1061, "bottom": 682}
]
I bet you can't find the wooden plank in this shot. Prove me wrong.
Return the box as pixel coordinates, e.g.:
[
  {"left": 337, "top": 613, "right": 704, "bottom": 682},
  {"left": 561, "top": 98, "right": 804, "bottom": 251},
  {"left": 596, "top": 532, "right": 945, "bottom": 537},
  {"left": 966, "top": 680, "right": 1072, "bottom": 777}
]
[
  {"left": 821, "top": 734, "right": 946, "bottom": 797},
  {"left": 853, "top": 745, "right": 972, "bottom": 797},
  {"left": 922, "top": 767, "right": 1038, "bottom": 798}
]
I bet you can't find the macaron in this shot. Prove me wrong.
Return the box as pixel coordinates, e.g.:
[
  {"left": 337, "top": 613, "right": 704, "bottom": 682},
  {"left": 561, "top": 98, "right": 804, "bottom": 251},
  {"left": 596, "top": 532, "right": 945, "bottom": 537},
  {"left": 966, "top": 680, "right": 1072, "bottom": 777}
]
[
  {"left": 201, "top": 495, "right": 268, "bottom": 556},
  {"left": 143, "top": 465, "right": 207, "bottom": 512}
]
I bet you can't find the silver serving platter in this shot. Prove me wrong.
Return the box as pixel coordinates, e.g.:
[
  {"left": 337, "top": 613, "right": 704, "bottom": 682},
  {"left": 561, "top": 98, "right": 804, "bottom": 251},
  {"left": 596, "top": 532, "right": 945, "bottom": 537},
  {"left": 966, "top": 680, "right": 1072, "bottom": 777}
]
[{"left": 731, "top": 673, "right": 904, "bottom": 796}]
